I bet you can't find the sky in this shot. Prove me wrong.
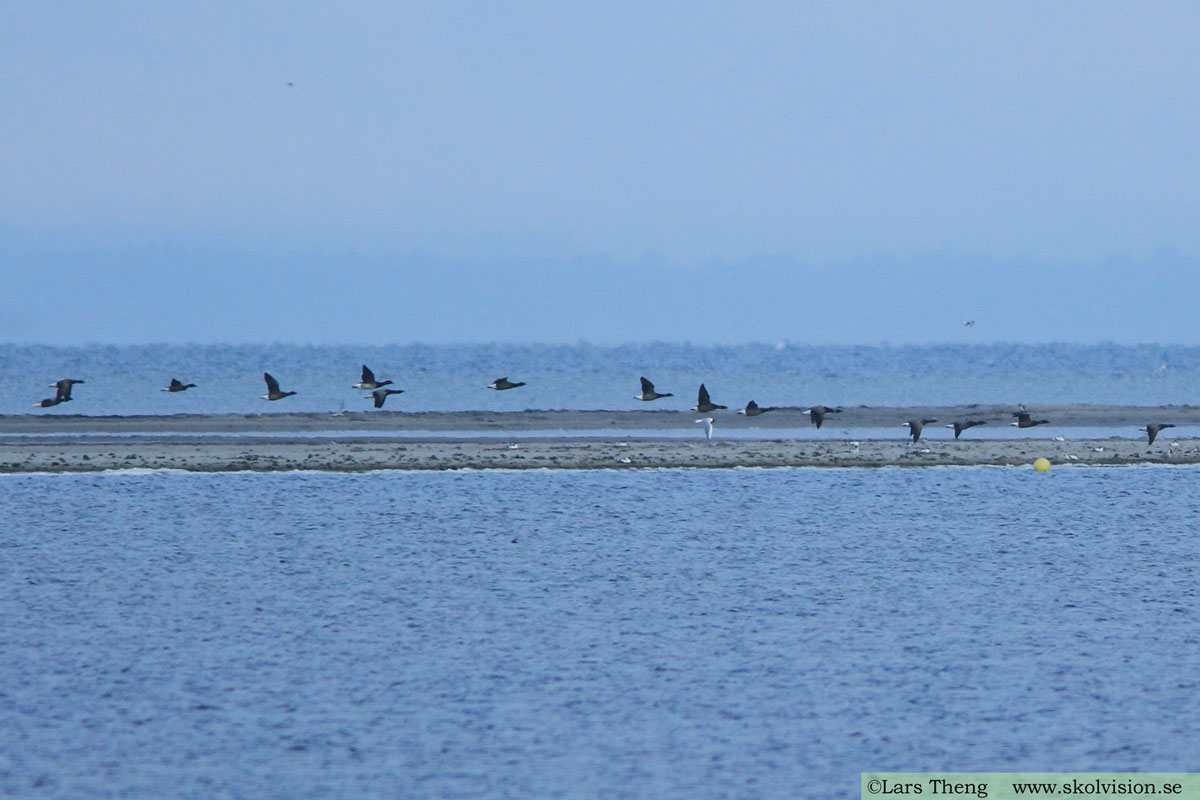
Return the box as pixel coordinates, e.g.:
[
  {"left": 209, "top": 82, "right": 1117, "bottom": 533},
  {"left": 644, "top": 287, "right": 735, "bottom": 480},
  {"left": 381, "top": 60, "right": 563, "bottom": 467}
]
[{"left": 3, "top": 2, "right": 1200, "bottom": 345}]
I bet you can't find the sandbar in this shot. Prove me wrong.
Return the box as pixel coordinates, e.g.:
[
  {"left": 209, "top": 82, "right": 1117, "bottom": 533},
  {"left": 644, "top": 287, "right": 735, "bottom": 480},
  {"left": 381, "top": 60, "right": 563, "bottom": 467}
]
[{"left": 1, "top": 406, "right": 1197, "bottom": 472}]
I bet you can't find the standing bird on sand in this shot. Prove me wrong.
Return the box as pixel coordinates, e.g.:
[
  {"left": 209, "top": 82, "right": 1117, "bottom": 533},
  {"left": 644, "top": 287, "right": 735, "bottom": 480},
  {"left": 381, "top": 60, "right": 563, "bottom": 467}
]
[
  {"left": 738, "top": 400, "right": 777, "bottom": 416},
  {"left": 804, "top": 406, "right": 843, "bottom": 429},
  {"left": 367, "top": 388, "right": 404, "bottom": 409},
  {"left": 1011, "top": 412, "right": 1050, "bottom": 429},
  {"left": 695, "top": 417, "right": 715, "bottom": 440},
  {"left": 903, "top": 419, "right": 938, "bottom": 443},
  {"left": 1141, "top": 423, "right": 1176, "bottom": 445},
  {"left": 488, "top": 377, "right": 526, "bottom": 390},
  {"left": 261, "top": 372, "right": 297, "bottom": 401},
  {"left": 353, "top": 365, "right": 393, "bottom": 391},
  {"left": 692, "top": 384, "right": 727, "bottom": 413},
  {"left": 161, "top": 378, "right": 197, "bottom": 392},
  {"left": 945, "top": 420, "right": 987, "bottom": 439},
  {"left": 635, "top": 377, "right": 672, "bottom": 401}
]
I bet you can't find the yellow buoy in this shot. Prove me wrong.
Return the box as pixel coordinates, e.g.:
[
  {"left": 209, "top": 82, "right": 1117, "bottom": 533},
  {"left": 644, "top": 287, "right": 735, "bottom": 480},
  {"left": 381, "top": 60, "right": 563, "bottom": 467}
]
[{"left": 1033, "top": 457, "right": 1051, "bottom": 472}]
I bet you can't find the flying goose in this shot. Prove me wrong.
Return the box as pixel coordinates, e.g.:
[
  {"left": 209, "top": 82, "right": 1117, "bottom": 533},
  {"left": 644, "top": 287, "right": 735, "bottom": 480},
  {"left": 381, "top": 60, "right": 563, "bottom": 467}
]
[
  {"left": 635, "top": 377, "right": 672, "bottom": 401},
  {"left": 738, "top": 400, "right": 777, "bottom": 416},
  {"left": 1141, "top": 423, "right": 1176, "bottom": 445},
  {"left": 903, "top": 418, "right": 938, "bottom": 442},
  {"left": 692, "top": 384, "right": 726, "bottom": 413},
  {"left": 353, "top": 365, "right": 392, "bottom": 390},
  {"left": 367, "top": 388, "right": 404, "bottom": 409},
  {"left": 945, "top": 420, "right": 987, "bottom": 439},
  {"left": 50, "top": 379, "right": 84, "bottom": 401},
  {"left": 804, "top": 406, "right": 843, "bottom": 429},
  {"left": 261, "top": 372, "right": 296, "bottom": 401},
  {"left": 161, "top": 378, "right": 197, "bottom": 392}
]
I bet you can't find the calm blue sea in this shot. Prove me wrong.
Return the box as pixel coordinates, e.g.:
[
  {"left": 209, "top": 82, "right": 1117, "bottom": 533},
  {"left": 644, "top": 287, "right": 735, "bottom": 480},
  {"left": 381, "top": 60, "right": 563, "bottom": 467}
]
[
  {"left": 2, "top": 466, "right": 1197, "bottom": 799},
  {"left": 0, "top": 342, "right": 1197, "bottom": 416}
]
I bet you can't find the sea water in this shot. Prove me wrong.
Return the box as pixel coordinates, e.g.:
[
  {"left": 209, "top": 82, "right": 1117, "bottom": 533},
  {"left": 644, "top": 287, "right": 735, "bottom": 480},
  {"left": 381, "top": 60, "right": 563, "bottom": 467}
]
[
  {"left": 2, "top": 466, "right": 1197, "bottom": 798},
  {"left": 1, "top": 342, "right": 1197, "bottom": 416}
]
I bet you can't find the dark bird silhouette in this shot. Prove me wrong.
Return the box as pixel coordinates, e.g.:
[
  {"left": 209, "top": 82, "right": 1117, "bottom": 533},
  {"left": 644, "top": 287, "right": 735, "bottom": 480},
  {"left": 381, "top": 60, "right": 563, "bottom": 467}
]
[
  {"left": 945, "top": 420, "right": 987, "bottom": 439},
  {"left": 37, "top": 378, "right": 83, "bottom": 407},
  {"left": 488, "top": 377, "right": 526, "bottom": 390},
  {"left": 1141, "top": 423, "right": 1176, "bottom": 445},
  {"left": 903, "top": 418, "right": 938, "bottom": 442},
  {"left": 692, "top": 384, "right": 727, "bottom": 413},
  {"left": 353, "top": 365, "right": 392, "bottom": 390},
  {"left": 1011, "top": 412, "right": 1050, "bottom": 429},
  {"left": 738, "top": 400, "right": 777, "bottom": 417},
  {"left": 261, "top": 372, "right": 296, "bottom": 401},
  {"left": 805, "top": 406, "right": 843, "bottom": 429},
  {"left": 50, "top": 379, "right": 84, "bottom": 401},
  {"left": 161, "top": 378, "right": 197, "bottom": 392},
  {"left": 635, "top": 377, "right": 672, "bottom": 401},
  {"left": 367, "top": 388, "right": 404, "bottom": 409}
]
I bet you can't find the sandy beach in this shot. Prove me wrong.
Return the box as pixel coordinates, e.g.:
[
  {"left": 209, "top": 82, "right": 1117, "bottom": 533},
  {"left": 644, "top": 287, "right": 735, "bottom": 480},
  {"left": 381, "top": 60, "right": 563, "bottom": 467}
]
[{"left": 2, "top": 406, "right": 1197, "bottom": 472}]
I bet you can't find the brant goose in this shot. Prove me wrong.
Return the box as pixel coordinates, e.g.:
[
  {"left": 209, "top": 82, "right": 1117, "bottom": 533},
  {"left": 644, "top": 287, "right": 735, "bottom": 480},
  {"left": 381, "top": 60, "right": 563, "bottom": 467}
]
[
  {"left": 692, "top": 384, "right": 726, "bottom": 413},
  {"left": 738, "top": 400, "right": 777, "bottom": 416},
  {"left": 51, "top": 379, "right": 84, "bottom": 400},
  {"left": 635, "top": 377, "right": 672, "bottom": 401},
  {"left": 36, "top": 378, "right": 83, "bottom": 407},
  {"left": 804, "top": 406, "right": 842, "bottom": 429},
  {"left": 261, "top": 372, "right": 297, "bottom": 401},
  {"left": 945, "top": 420, "right": 987, "bottom": 439},
  {"left": 1141, "top": 423, "right": 1176, "bottom": 445},
  {"left": 353, "top": 365, "right": 392, "bottom": 390},
  {"left": 367, "top": 388, "right": 404, "bottom": 409},
  {"left": 903, "top": 418, "right": 938, "bottom": 442}
]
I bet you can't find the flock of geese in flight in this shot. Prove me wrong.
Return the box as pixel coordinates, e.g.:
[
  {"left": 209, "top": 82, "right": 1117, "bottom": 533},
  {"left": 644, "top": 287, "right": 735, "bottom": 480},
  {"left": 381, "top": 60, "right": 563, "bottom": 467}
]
[
  {"left": 635, "top": 377, "right": 1178, "bottom": 445},
  {"left": 32, "top": 368, "right": 1179, "bottom": 445}
]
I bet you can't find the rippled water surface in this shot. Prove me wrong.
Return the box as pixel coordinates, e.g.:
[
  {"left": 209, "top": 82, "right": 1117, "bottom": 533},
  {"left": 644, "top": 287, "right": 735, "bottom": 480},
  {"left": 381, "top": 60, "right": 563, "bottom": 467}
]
[
  {"left": 3, "top": 466, "right": 1197, "bottom": 798},
  {"left": 2, "top": 342, "right": 1198, "bottom": 415}
]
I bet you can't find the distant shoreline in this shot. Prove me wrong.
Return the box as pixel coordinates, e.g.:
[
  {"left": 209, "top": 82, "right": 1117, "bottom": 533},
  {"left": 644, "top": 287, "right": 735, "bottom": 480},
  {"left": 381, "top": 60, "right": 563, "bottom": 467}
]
[
  {"left": 2, "top": 406, "right": 1197, "bottom": 472},
  {"left": 3, "top": 404, "right": 1200, "bottom": 434}
]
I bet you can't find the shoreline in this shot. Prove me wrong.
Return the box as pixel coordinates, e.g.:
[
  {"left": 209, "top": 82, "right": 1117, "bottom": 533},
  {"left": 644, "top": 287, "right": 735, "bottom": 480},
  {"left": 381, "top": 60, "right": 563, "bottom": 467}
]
[
  {"left": 3, "top": 407, "right": 1196, "bottom": 472},
  {"left": 4, "top": 404, "right": 1200, "bottom": 433},
  {"left": 3, "top": 435, "right": 1195, "bottom": 473}
]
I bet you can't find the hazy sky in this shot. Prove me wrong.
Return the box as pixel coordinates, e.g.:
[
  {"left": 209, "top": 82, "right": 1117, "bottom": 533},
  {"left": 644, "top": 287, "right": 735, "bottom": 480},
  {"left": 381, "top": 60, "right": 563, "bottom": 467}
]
[{"left": 4, "top": 2, "right": 1200, "bottom": 344}]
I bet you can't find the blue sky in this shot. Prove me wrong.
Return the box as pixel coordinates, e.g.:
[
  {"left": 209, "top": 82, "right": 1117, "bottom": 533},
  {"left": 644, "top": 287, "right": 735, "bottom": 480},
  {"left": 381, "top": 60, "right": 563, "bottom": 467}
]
[{"left": 4, "top": 2, "right": 1200, "bottom": 344}]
